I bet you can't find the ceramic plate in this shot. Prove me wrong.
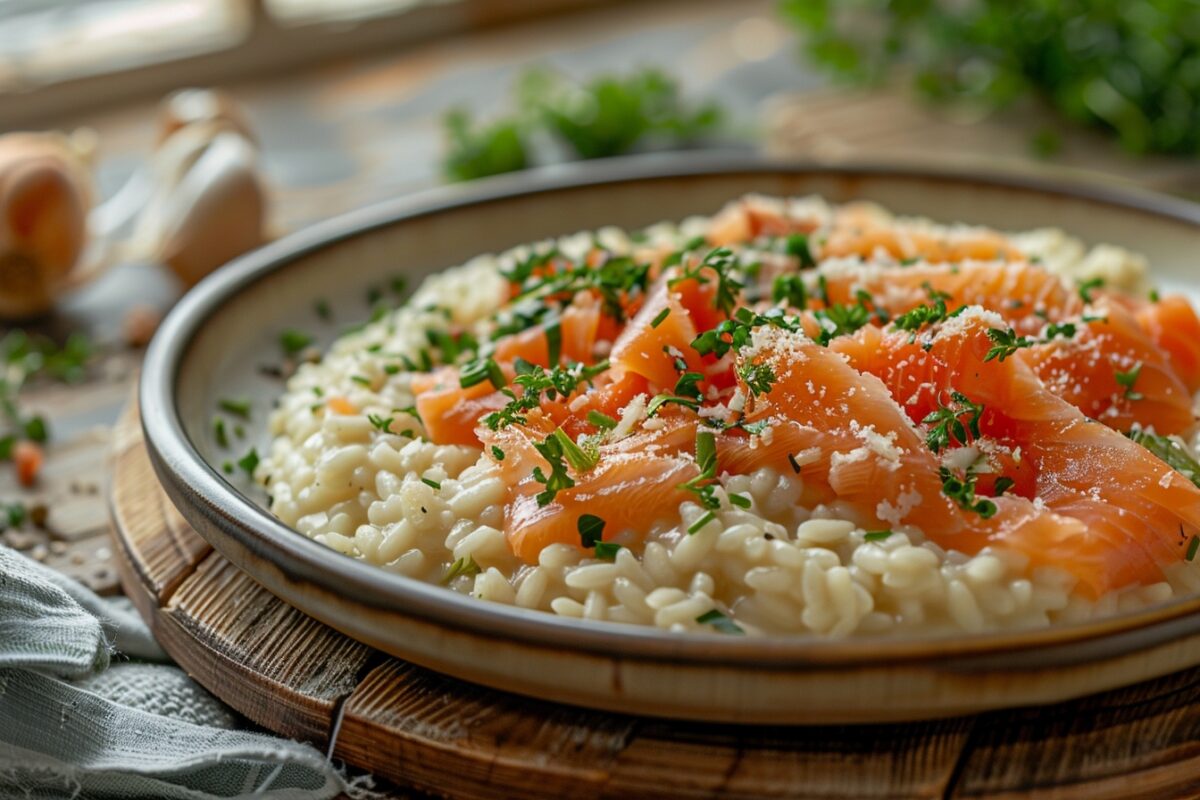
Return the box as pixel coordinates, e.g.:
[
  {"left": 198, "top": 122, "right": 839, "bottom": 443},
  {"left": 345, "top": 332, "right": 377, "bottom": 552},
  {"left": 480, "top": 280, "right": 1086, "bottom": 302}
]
[{"left": 141, "top": 154, "right": 1200, "bottom": 723}]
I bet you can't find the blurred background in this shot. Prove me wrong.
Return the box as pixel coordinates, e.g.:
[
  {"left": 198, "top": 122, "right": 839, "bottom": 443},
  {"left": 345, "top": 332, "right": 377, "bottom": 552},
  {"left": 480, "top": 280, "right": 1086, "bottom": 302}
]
[{"left": 0, "top": 0, "right": 1197, "bottom": 589}]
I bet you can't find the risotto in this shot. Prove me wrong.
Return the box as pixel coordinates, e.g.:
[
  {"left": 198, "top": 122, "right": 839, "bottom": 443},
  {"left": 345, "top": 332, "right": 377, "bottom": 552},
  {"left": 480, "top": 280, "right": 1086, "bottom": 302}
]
[{"left": 255, "top": 194, "right": 1200, "bottom": 637}]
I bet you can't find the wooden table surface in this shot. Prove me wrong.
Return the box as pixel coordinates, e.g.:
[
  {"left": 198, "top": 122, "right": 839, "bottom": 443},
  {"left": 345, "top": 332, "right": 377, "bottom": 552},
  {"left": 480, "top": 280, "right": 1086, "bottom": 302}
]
[{"left": 4, "top": 1, "right": 1199, "bottom": 796}]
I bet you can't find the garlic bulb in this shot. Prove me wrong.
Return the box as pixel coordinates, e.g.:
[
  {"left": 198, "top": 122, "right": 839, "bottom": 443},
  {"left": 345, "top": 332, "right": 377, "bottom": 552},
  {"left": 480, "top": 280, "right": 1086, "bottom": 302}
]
[
  {"left": 131, "top": 89, "right": 268, "bottom": 288},
  {"left": 0, "top": 133, "right": 92, "bottom": 319}
]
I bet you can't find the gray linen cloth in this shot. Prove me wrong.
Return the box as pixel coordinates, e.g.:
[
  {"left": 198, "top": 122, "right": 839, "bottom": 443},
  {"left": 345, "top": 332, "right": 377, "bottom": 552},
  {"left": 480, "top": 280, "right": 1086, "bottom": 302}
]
[{"left": 0, "top": 544, "right": 352, "bottom": 799}]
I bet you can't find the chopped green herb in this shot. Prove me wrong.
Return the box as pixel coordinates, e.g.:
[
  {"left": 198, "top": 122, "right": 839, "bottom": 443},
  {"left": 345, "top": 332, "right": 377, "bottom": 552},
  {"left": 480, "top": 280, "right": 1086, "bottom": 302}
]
[
  {"left": 645, "top": 393, "right": 701, "bottom": 417},
  {"left": 218, "top": 398, "right": 252, "bottom": 419},
  {"left": 545, "top": 319, "right": 563, "bottom": 365},
  {"left": 696, "top": 608, "right": 744, "bottom": 635},
  {"left": 280, "top": 329, "right": 314, "bottom": 357},
  {"left": 1078, "top": 277, "right": 1105, "bottom": 303},
  {"left": 222, "top": 461, "right": 234, "bottom": 475},
  {"left": 367, "top": 414, "right": 393, "bottom": 432},
  {"left": 531, "top": 431, "right": 577, "bottom": 506},
  {"left": 687, "top": 510, "right": 717, "bottom": 534},
  {"left": 1115, "top": 362, "right": 1144, "bottom": 401},
  {"left": 1149, "top": 289, "right": 1161, "bottom": 303},
  {"left": 213, "top": 417, "right": 229, "bottom": 448},
  {"left": 549, "top": 428, "right": 600, "bottom": 473},
  {"left": 993, "top": 476, "right": 1016, "bottom": 496},
  {"left": 668, "top": 247, "right": 743, "bottom": 318},
  {"left": 366, "top": 286, "right": 383, "bottom": 306},
  {"left": 728, "top": 493, "right": 752, "bottom": 509},
  {"left": 812, "top": 300, "right": 871, "bottom": 346},
  {"left": 1043, "top": 321, "right": 1077, "bottom": 341},
  {"left": 578, "top": 513, "right": 605, "bottom": 548},
  {"left": 350, "top": 375, "right": 371, "bottom": 387},
  {"left": 421, "top": 476, "right": 442, "bottom": 491},
  {"left": 315, "top": 299, "right": 332, "bottom": 320},
  {"left": 594, "top": 542, "right": 622, "bottom": 559},
  {"left": 737, "top": 361, "right": 776, "bottom": 397},
  {"left": 441, "top": 555, "right": 481, "bottom": 584},
  {"left": 490, "top": 445, "right": 505, "bottom": 461},
  {"left": 772, "top": 273, "right": 808, "bottom": 310},
  {"left": 923, "top": 391, "right": 983, "bottom": 453},
  {"left": 5, "top": 503, "right": 26, "bottom": 529},
  {"left": 459, "top": 356, "right": 507, "bottom": 390},
  {"left": 863, "top": 530, "right": 893, "bottom": 541},
  {"left": 1188, "top": 536, "right": 1200, "bottom": 562},
  {"left": 650, "top": 307, "right": 671, "bottom": 328},
  {"left": 984, "top": 327, "right": 1033, "bottom": 362},
  {"left": 390, "top": 275, "right": 408, "bottom": 296},
  {"left": 1126, "top": 426, "right": 1200, "bottom": 488},
  {"left": 673, "top": 370, "right": 705, "bottom": 400},
  {"left": 587, "top": 410, "right": 618, "bottom": 430},
  {"left": 22, "top": 415, "right": 47, "bottom": 443},
  {"left": 783, "top": 233, "right": 815, "bottom": 267},
  {"left": 237, "top": 448, "right": 260, "bottom": 477},
  {"left": 938, "top": 466, "right": 997, "bottom": 518}
]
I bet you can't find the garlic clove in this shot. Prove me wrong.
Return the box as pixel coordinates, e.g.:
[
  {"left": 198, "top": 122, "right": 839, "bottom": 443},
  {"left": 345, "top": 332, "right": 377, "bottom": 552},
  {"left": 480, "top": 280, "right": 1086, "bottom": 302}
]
[
  {"left": 134, "top": 126, "right": 266, "bottom": 288},
  {"left": 0, "top": 133, "right": 92, "bottom": 319}
]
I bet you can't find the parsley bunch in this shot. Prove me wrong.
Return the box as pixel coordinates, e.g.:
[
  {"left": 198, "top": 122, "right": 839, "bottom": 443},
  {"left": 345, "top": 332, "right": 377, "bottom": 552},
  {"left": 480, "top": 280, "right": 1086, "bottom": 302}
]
[
  {"left": 781, "top": 0, "right": 1200, "bottom": 156},
  {"left": 442, "top": 68, "right": 724, "bottom": 181}
]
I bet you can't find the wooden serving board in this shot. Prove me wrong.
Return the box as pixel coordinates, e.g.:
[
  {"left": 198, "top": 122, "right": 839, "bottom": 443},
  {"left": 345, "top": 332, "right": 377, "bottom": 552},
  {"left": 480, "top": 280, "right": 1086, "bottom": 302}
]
[{"left": 109, "top": 402, "right": 1200, "bottom": 799}]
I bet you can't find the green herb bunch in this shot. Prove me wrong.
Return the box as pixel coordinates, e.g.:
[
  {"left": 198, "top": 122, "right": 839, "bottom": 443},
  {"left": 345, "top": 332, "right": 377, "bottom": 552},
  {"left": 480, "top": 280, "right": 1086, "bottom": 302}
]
[
  {"left": 442, "top": 68, "right": 723, "bottom": 181},
  {"left": 781, "top": 0, "right": 1200, "bottom": 155}
]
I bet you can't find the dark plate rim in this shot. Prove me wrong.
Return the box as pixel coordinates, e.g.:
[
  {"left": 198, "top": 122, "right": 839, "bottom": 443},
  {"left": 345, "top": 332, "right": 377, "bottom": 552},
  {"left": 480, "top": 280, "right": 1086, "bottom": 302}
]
[{"left": 140, "top": 151, "right": 1200, "bottom": 668}]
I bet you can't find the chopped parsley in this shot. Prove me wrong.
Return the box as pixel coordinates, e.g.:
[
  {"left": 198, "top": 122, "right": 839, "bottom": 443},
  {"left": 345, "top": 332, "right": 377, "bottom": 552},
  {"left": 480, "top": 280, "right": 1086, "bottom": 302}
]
[
  {"left": 687, "top": 510, "right": 716, "bottom": 534},
  {"left": 482, "top": 359, "right": 608, "bottom": 430},
  {"left": 772, "top": 274, "right": 808, "bottom": 310},
  {"left": 783, "top": 233, "right": 815, "bottom": 267},
  {"left": 549, "top": 428, "right": 599, "bottom": 472},
  {"left": 696, "top": 608, "right": 744, "bottom": 634},
  {"left": 578, "top": 513, "right": 605, "bottom": 548},
  {"left": 1126, "top": 426, "right": 1200, "bottom": 488},
  {"left": 1078, "top": 277, "right": 1105, "bottom": 303},
  {"left": 939, "top": 465, "right": 997, "bottom": 518},
  {"left": 646, "top": 393, "right": 701, "bottom": 417},
  {"left": 441, "top": 555, "right": 481, "bottom": 584},
  {"left": 545, "top": 320, "right": 563, "bottom": 365},
  {"left": 1043, "top": 321, "right": 1077, "bottom": 340},
  {"left": 218, "top": 398, "right": 252, "bottom": 419},
  {"left": 650, "top": 307, "right": 671, "bottom": 328},
  {"left": 594, "top": 542, "right": 622, "bottom": 559},
  {"left": 213, "top": 417, "right": 228, "bottom": 448},
  {"left": 728, "top": 492, "right": 752, "bottom": 509},
  {"left": 812, "top": 299, "right": 871, "bottom": 346},
  {"left": 692, "top": 306, "right": 799, "bottom": 358},
  {"left": 280, "top": 329, "right": 314, "bottom": 357},
  {"left": 531, "top": 431, "right": 578, "bottom": 506},
  {"left": 237, "top": 448, "right": 260, "bottom": 477},
  {"left": 673, "top": 368, "right": 705, "bottom": 399},
  {"left": 863, "top": 530, "right": 893, "bottom": 541},
  {"left": 459, "top": 356, "right": 506, "bottom": 390},
  {"left": 984, "top": 327, "right": 1033, "bottom": 362},
  {"left": 350, "top": 375, "right": 372, "bottom": 387},
  {"left": 421, "top": 476, "right": 442, "bottom": 490},
  {"left": 1115, "top": 362, "right": 1144, "bottom": 401},
  {"left": 669, "top": 247, "right": 743, "bottom": 317},
  {"left": 922, "top": 391, "right": 983, "bottom": 453},
  {"left": 587, "top": 410, "right": 618, "bottom": 430},
  {"left": 737, "top": 361, "right": 777, "bottom": 397},
  {"left": 679, "top": 431, "right": 721, "bottom": 511},
  {"left": 367, "top": 413, "right": 393, "bottom": 432},
  {"left": 490, "top": 445, "right": 505, "bottom": 461}
]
